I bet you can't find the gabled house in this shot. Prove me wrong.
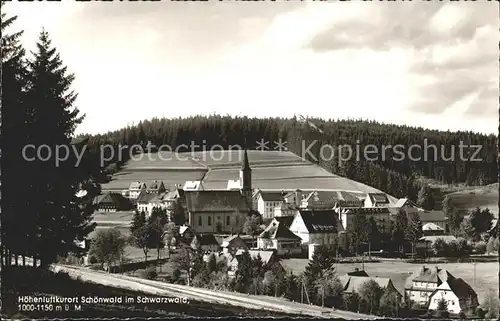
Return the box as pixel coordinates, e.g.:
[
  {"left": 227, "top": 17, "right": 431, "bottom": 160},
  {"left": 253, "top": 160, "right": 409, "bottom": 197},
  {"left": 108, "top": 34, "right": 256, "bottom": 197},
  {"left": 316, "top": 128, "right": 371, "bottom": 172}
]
[
  {"left": 228, "top": 249, "right": 283, "bottom": 278},
  {"left": 183, "top": 180, "right": 204, "bottom": 191},
  {"left": 273, "top": 216, "right": 295, "bottom": 229},
  {"left": 136, "top": 191, "right": 157, "bottom": 215},
  {"left": 302, "top": 191, "right": 363, "bottom": 209},
  {"left": 255, "top": 190, "right": 285, "bottom": 219},
  {"left": 147, "top": 180, "right": 166, "bottom": 194},
  {"left": 405, "top": 266, "right": 455, "bottom": 308},
  {"left": 184, "top": 190, "right": 250, "bottom": 234},
  {"left": 179, "top": 225, "right": 194, "bottom": 241},
  {"left": 191, "top": 234, "right": 220, "bottom": 252},
  {"left": 417, "top": 210, "right": 448, "bottom": 232},
  {"left": 221, "top": 235, "right": 248, "bottom": 256},
  {"left": 394, "top": 197, "right": 418, "bottom": 209},
  {"left": 364, "top": 193, "right": 391, "bottom": 208},
  {"left": 427, "top": 278, "right": 478, "bottom": 314},
  {"left": 93, "top": 192, "right": 130, "bottom": 212},
  {"left": 129, "top": 181, "right": 147, "bottom": 199},
  {"left": 257, "top": 219, "right": 302, "bottom": 256},
  {"left": 283, "top": 189, "right": 303, "bottom": 207},
  {"left": 288, "top": 210, "right": 341, "bottom": 246},
  {"left": 422, "top": 223, "right": 445, "bottom": 236},
  {"left": 336, "top": 207, "right": 391, "bottom": 233},
  {"left": 339, "top": 274, "right": 401, "bottom": 297},
  {"left": 273, "top": 202, "right": 297, "bottom": 217}
]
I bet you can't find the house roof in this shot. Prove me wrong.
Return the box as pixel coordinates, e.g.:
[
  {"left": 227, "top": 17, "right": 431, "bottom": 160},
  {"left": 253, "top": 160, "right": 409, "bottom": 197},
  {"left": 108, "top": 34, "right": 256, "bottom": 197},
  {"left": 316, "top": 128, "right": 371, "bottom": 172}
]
[
  {"left": 419, "top": 235, "right": 457, "bottom": 243},
  {"left": 342, "top": 207, "right": 391, "bottom": 215},
  {"left": 430, "top": 278, "right": 477, "bottom": 301},
  {"left": 221, "top": 235, "right": 247, "bottom": 248},
  {"left": 184, "top": 191, "right": 249, "bottom": 212},
  {"left": 247, "top": 250, "right": 275, "bottom": 265},
  {"left": 340, "top": 275, "right": 395, "bottom": 294},
  {"left": 136, "top": 191, "right": 157, "bottom": 204},
  {"left": 297, "top": 210, "right": 339, "bottom": 234},
  {"left": 259, "top": 221, "right": 301, "bottom": 241},
  {"left": 148, "top": 180, "right": 164, "bottom": 190},
  {"left": 405, "top": 266, "right": 455, "bottom": 288},
  {"left": 130, "top": 181, "right": 146, "bottom": 190},
  {"left": 367, "top": 193, "right": 390, "bottom": 204},
  {"left": 191, "top": 234, "right": 220, "bottom": 247},
  {"left": 259, "top": 192, "right": 284, "bottom": 202},
  {"left": 179, "top": 225, "right": 192, "bottom": 236},
  {"left": 422, "top": 223, "right": 444, "bottom": 231},
  {"left": 93, "top": 192, "right": 125, "bottom": 205},
  {"left": 347, "top": 269, "right": 370, "bottom": 277},
  {"left": 274, "top": 216, "right": 295, "bottom": 229},
  {"left": 418, "top": 210, "right": 446, "bottom": 222},
  {"left": 304, "top": 191, "right": 360, "bottom": 204}
]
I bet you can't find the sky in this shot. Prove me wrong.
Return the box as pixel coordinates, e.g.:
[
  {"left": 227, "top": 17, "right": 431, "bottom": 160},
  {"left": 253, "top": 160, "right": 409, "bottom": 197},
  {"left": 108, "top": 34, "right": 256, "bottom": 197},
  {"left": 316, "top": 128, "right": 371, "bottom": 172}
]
[{"left": 6, "top": 1, "right": 499, "bottom": 135}]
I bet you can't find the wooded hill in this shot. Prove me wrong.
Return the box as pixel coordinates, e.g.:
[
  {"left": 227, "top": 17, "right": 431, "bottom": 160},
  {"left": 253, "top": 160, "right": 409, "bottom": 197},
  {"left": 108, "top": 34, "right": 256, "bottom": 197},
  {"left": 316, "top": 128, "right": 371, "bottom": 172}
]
[{"left": 78, "top": 116, "right": 497, "bottom": 205}]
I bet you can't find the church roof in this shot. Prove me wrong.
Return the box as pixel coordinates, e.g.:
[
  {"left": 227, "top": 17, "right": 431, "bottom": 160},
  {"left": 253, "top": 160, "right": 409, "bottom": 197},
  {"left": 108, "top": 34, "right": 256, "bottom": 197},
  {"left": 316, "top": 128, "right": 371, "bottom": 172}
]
[{"left": 184, "top": 190, "right": 250, "bottom": 212}]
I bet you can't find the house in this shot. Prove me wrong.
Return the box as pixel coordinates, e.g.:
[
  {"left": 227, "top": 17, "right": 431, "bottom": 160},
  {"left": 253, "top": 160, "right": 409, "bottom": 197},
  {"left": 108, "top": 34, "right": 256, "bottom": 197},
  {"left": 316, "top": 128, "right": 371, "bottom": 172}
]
[
  {"left": 273, "top": 202, "right": 297, "bottom": 217},
  {"left": 257, "top": 219, "right": 302, "bottom": 256},
  {"left": 427, "top": 278, "right": 478, "bottom": 314},
  {"left": 417, "top": 235, "right": 458, "bottom": 255},
  {"left": 273, "top": 216, "right": 295, "bottom": 229},
  {"left": 228, "top": 249, "right": 283, "bottom": 277},
  {"left": 136, "top": 191, "right": 157, "bottom": 214},
  {"left": 179, "top": 225, "right": 194, "bottom": 241},
  {"left": 364, "top": 193, "right": 391, "bottom": 208},
  {"left": 346, "top": 268, "right": 369, "bottom": 277},
  {"left": 191, "top": 234, "right": 220, "bottom": 252},
  {"left": 184, "top": 190, "right": 250, "bottom": 234},
  {"left": 423, "top": 223, "right": 445, "bottom": 236},
  {"left": 288, "top": 209, "right": 341, "bottom": 246},
  {"left": 221, "top": 235, "right": 248, "bottom": 256},
  {"left": 255, "top": 190, "right": 285, "bottom": 219},
  {"left": 183, "top": 181, "right": 204, "bottom": 191},
  {"left": 336, "top": 207, "right": 392, "bottom": 233},
  {"left": 283, "top": 189, "right": 303, "bottom": 207},
  {"left": 302, "top": 191, "right": 363, "bottom": 209},
  {"left": 339, "top": 274, "right": 401, "bottom": 297},
  {"left": 417, "top": 210, "right": 448, "bottom": 232},
  {"left": 128, "top": 181, "right": 147, "bottom": 199},
  {"left": 147, "top": 180, "right": 166, "bottom": 194},
  {"left": 394, "top": 197, "right": 419, "bottom": 209},
  {"left": 93, "top": 192, "right": 130, "bottom": 212},
  {"left": 404, "top": 265, "right": 455, "bottom": 308}
]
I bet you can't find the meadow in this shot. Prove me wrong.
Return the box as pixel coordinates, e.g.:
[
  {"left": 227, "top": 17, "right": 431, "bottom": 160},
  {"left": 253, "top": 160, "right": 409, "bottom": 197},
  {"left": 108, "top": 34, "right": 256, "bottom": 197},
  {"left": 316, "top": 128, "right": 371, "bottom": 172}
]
[
  {"left": 281, "top": 259, "right": 498, "bottom": 304},
  {"left": 446, "top": 183, "right": 498, "bottom": 216}
]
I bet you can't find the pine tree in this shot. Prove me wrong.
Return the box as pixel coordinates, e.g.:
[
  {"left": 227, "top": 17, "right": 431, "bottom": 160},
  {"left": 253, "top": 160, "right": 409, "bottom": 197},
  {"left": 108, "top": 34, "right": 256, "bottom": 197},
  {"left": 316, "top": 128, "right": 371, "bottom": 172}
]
[
  {"left": 442, "top": 195, "right": 462, "bottom": 234},
  {"left": 417, "top": 184, "right": 435, "bottom": 210},
  {"left": 1, "top": 5, "right": 29, "bottom": 267},
  {"left": 350, "top": 214, "right": 368, "bottom": 255},
  {"left": 392, "top": 209, "right": 408, "bottom": 254},
  {"left": 405, "top": 212, "right": 423, "bottom": 259},
  {"left": 23, "top": 30, "right": 96, "bottom": 267}
]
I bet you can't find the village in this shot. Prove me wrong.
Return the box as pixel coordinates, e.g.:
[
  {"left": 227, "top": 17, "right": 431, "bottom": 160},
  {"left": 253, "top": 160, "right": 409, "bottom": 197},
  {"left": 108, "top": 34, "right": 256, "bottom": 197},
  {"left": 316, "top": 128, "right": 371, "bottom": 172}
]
[{"left": 86, "top": 150, "right": 499, "bottom": 319}]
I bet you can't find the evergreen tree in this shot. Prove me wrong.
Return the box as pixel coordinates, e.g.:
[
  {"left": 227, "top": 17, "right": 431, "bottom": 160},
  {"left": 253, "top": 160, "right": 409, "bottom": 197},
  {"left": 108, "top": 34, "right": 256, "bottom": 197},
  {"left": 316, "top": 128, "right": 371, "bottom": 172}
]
[
  {"left": 392, "top": 209, "right": 408, "bottom": 254},
  {"left": 442, "top": 195, "right": 462, "bottom": 234},
  {"left": 148, "top": 207, "right": 168, "bottom": 260},
  {"left": 417, "top": 184, "right": 435, "bottom": 210},
  {"left": 1, "top": 5, "right": 29, "bottom": 267},
  {"left": 405, "top": 212, "right": 423, "bottom": 259},
  {"left": 366, "top": 217, "right": 380, "bottom": 257},
  {"left": 350, "top": 214, "right": 368, "bottom": 255},
  {"left": 24, "top": 30, "right": 96, "bottom": 267}
]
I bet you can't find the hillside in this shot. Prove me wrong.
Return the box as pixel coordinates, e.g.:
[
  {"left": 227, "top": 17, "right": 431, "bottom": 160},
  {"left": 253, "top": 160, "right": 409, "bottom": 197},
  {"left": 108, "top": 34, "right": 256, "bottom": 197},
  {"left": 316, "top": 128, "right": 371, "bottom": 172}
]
[
  {"left": 102, "top": 150, "right": 398, "bottom": 203},
  {"left": 445, "top": 183, "right": 498, "bottom": 217},
  {"left": 81, "top": 116, "right": 497, "bottom": 204}
]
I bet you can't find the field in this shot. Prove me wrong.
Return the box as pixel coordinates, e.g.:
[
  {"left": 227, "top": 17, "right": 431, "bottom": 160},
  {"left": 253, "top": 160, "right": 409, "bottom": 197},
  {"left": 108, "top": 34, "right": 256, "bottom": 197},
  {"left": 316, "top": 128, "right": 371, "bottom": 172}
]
[
  {"left": 446, "top": 183, "right": 498, "bottom": 216},
  {"left": 101, "top": 150, "right": 396, "bottom": 199},
  {"left": 281, "top": 259, "right": 498, "bottom": 304}
]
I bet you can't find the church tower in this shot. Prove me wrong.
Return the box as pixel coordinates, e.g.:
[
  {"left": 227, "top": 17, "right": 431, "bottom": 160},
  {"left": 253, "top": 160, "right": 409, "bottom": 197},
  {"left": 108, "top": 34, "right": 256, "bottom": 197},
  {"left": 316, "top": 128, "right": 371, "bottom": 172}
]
[{"left": 240, "top": 149, "right": 252, "bottom": 209}]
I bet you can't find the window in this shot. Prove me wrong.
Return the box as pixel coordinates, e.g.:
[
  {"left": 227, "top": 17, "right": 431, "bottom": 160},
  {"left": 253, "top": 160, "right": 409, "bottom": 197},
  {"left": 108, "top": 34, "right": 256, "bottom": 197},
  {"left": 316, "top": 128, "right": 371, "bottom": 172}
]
[
  {"left": 198, "top": 216, "right": 202, "bottom": 226},
  {"left": 226, "top": 216, "right": 230, "bottom": 225},
  {"left": 208, "top": 217, "right": 212, "bottom": 226}
]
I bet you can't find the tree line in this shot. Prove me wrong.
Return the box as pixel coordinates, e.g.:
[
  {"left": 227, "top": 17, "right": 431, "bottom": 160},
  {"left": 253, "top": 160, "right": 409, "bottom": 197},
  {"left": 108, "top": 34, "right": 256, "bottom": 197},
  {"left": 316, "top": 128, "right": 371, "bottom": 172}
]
[{"left": 2, "top": 7, "right": 101, "bottom": 270}]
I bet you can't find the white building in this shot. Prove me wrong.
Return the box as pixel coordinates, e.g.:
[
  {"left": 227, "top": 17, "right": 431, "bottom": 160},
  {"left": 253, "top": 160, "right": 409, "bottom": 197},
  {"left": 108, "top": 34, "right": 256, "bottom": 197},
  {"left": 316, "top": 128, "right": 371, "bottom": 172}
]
[
  {"left": 427, "top": 278, "right": 478, "bottom": 314},
  {"left": 364, "top": 193, "right": 391, "bottom": 208},
  {"left": 288, "top": 209, "right": 342, "bottom": 246},
  {"left": 257, "top": 218, "right": 302, "bottom": 256},
  {"left": 183, "top": 180, "right": 204, "bottom": 191},
  {"left": 254, "top": 190, "right": 285, "bottom": 219},
  {"left": 128, "top": 181, "right": 147, "bottom": 199}
]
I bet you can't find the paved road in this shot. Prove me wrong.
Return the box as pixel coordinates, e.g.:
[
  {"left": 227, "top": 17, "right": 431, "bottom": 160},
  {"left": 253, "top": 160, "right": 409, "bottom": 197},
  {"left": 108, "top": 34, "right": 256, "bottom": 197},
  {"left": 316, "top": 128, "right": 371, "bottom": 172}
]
[{"left": 53, "top": 264, "right": 378, "bottom": 319}]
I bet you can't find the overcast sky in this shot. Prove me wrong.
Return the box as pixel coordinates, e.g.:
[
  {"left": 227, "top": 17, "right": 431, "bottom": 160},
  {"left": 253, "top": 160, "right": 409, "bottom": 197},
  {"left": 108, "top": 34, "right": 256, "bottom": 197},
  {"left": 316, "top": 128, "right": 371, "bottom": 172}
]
[{"left": 7, "top": 1, "right": 499, "bottom": 135}]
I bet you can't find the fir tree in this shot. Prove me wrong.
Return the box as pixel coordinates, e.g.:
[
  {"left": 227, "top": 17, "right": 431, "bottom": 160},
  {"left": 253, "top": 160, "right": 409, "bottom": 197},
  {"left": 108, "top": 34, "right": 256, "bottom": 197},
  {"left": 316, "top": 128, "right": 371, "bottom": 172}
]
[
  {"left": 417, "top": 184, "right": 435, "bottom": 210},
  {"left": 392, "top": 209, "right": 408, "bottom": 254},
  {"left": 405, "top": 212, "right": 423, "bottom": 259}
]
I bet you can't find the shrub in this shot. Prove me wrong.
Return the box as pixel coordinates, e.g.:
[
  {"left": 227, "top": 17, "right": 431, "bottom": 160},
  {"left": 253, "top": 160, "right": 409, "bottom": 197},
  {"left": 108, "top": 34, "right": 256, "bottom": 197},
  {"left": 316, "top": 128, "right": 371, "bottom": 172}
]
[
  {"left": 474, "top": 241, "right": 487, "bottom": 254},
  {"left": 458, "top": 311, "right": 466, "bottom": 319},
  {"left": 475, "top": 307, "right": 485, "bottom": 318},
  {"left": 140, "top": 267, "right": 157, "bottom": 280},
  {"left": 88, "top": 255, "right": 98, "bottom": 264},
  {"left": 171, "top": 268, "right": 181, "bottom": 283}
]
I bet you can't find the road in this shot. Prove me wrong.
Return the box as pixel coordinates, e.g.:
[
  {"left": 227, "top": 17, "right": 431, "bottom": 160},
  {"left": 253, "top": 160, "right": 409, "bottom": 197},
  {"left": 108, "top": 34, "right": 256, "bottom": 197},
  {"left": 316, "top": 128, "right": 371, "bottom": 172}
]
[{"left": 52, "top": 264, "right": 378, "bottom": 319}]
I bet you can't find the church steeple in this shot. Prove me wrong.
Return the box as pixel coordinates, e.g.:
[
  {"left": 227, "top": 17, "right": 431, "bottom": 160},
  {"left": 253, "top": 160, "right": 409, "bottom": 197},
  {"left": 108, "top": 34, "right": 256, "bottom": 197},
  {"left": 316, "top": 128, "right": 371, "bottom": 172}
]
[{"left": 240, "top": 148, "right": 252, "bottom": 209}]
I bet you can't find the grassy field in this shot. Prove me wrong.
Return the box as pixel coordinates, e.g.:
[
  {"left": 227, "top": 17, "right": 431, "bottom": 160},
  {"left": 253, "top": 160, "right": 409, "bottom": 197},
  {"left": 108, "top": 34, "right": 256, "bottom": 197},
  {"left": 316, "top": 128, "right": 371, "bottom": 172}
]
[
  {"left": 185, "top": 150, "right": 308, "bottom": 167},
  {"left": 446, "top": 183, "right": 498, "bottom": 216},
  {"left": 281, "top": 259, "right": 498, "bottom": 304},
  {"left": 93, "top": 211, "right": 135, "bottom": 222}
]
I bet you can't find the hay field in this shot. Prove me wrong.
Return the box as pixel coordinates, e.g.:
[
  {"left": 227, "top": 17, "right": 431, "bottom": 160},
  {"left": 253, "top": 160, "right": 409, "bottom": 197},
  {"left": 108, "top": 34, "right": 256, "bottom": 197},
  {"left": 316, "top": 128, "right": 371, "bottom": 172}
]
[
  {"left": 281, "top": 259, "right": 497, "bottom": 304},
  {"left": 184, "top": 150, "right": 308, "bottom": 167}
]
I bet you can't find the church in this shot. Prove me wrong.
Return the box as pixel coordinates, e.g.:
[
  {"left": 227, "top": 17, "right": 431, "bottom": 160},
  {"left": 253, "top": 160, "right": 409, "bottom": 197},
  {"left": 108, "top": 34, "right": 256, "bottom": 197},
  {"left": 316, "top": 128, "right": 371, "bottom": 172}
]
[{"left": 183, "top": 150, "right": 253, "bottom": 234}]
